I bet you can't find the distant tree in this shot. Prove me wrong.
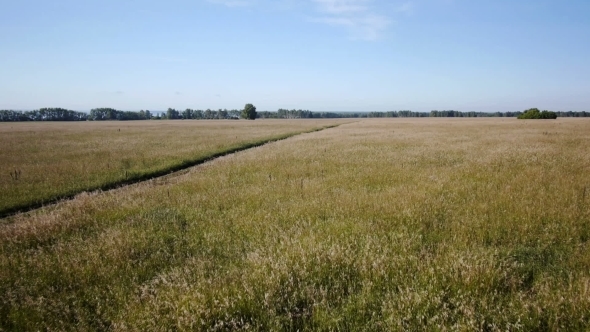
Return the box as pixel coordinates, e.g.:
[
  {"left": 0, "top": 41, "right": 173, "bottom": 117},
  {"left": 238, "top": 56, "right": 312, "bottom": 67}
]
[
  {"left": 555, "top": 111, "right": 589, "bottom": 117},
  {"left": 193, "top": 109, "right": 203, "bottom": 119},
  {"left": 182, "top": 108, "right": 193, "bottom": 119},
  {"left": 540, "top": 110, "right": 557, "bottom": 119},
  {"left": 229, "top": 109, "right": 240, "bottom": 119},
  {"left": 166, "top": 108, "right": 180, "bottom": 119},
  {"left": 241, "top": 103, "right": 257, "bottom": 120},
  {"left": 217, "top": 108, "right": 228, "bottom": 119},
  {"left": 518, "top": 108, "right": 541, "bottom": 119},
  {"left": 89, "top": 108, "right": 118, "bottom": 120},
  {"left": 518, "top": 108, "right": 557, "bottom": 119}
]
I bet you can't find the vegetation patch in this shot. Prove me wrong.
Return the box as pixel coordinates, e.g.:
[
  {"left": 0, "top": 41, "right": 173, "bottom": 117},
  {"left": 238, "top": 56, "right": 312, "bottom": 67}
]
[
  {"left": 1, "top": 118, "right": 590, "bottom": 330},
  {"left": 518, "top": 108, "right": 558, "bottom": 119}
]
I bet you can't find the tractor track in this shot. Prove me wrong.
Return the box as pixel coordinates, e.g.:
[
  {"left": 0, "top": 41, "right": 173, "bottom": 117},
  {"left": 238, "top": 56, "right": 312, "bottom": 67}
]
[{"left": 0, "top": 122, "right": 352, "bottom": 219}]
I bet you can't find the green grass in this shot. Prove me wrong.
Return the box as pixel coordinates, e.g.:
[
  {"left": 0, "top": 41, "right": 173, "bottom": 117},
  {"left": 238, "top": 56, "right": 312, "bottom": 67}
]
[
  {"left": 1, "top": 118, "right": 589, "bottom": 331},
  {"left": 0, "top": 119, "right": 349, "bottom": 217}
]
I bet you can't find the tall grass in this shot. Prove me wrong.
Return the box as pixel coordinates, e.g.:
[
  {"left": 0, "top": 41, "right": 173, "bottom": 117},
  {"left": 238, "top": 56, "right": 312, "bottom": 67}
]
[
  {"left": 1, "top": 118, "right": 589, "bottom": 330},
  {"left": 0, "top": 119, "right": 349, "bottom": 216}
]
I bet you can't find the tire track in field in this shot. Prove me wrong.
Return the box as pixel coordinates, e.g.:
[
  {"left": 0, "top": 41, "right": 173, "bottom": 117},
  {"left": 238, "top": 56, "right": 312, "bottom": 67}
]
[{"left": 1, "top": 122, "right": 354, "bottom": 219}]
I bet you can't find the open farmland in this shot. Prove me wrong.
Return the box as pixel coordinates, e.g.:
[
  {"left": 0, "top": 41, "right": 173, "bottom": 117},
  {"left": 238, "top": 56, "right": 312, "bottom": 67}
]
[
  {"left": 0, "top": 120, "right": 349, "bottom": 216},
  {"left": 1, "top": 118, "right": 590, "bottom": 330}
]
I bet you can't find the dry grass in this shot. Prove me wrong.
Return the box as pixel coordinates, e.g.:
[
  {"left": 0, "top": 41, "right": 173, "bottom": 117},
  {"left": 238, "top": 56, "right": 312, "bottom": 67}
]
[
  {"left": 1, "top": 118, "right": 589, "bottom": 331},
  {"left": 0, "top": 119, "right": 349, "bottom": 216}
]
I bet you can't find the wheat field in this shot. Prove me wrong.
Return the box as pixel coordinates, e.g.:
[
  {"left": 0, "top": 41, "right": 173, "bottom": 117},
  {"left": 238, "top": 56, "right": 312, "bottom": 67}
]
[
  {"left": 0, "top": 119, "right": 348, "bottom": 216},
  {"left": 1, "top": 118, "right": 589, "bottom": 331}
]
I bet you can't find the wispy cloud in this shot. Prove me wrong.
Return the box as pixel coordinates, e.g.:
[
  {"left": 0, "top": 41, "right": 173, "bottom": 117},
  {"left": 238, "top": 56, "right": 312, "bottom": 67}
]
[
  {"left": 311, "top": 0, "right": 392, "bottom": 41},
  {"left": 206, "top": 0, "right": 405, "bottom": 41},
  {"left": 311, "top": 14, "right": 390, "bottom": 41},
  {"left": 395, "top": 1, "right": 413, "bottom": 15},
  {"left": 206, "top": 0, "right": 253, "bottom": 7},
  {"left": 313, "top": 0, "right": 370, "bottom": 14}
]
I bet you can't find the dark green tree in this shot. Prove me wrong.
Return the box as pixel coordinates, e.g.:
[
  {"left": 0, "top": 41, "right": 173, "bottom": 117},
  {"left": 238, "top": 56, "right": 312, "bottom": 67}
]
[
  {"left": 518, "top": 108, "right": 557, "bottom": 119},
  {"left": 182, "top": 108, "right": 193, "bottom": 119},
  {"left": 166, "top": 108, "right": 180, "bottom": 119},
  {"left": 241, "top": 103, "right": 257, "bottom": 120},
  {"left": 540, "top": 110, "right": 557, "bottom": 119}
]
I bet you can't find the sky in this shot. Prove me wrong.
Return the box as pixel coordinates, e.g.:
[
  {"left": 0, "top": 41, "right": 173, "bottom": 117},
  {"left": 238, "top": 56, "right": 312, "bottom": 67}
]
[{"left": 1, "top": 0, "right": 589, "bottom": 113}]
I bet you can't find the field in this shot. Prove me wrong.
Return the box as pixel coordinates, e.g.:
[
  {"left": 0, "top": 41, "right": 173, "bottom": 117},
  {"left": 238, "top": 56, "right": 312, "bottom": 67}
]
[
  {"left": 0, "top": 120, "right": 349, "bottom": 216},
  {"left": 1, "top": 118, "right": 590, "bottom": 331}
]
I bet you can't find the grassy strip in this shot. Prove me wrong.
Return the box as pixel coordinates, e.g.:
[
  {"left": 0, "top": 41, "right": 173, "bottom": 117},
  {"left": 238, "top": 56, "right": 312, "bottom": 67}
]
[
  {"left": 1, "top": 120, "right": 352, "bottom": 216},
  {"left": 0, "top": 124, "right": 344, "bottom": 219}
]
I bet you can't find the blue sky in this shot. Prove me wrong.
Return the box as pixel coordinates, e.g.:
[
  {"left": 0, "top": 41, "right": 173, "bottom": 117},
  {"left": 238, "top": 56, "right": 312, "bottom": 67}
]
[{"left": 1, "top": 0, "right": 589, "bottom": 113}]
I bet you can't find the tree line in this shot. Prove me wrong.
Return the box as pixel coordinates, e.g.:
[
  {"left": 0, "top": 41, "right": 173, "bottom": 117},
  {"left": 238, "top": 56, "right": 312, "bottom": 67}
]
[
  {"left": 1, "top": 107, "right": 588, "bottom": 122},
  {"left": 0, "top": 107, "right": 363, "bottom": 121},
  {"left": 0, "top": 108, "right": 88, "bottom": 121},
  {"left": 366, "top": 110, "right": 521, "bottom": 118},
  {"left": 368, "top": 110, "right": 588, "bottom": 118},
  {"left": 554, "top": 111, "right": 589, "bottom": 117},
  {"left": 367, "top": 111, "right": 430, "bottom": 118},
  {"left": 427, "top": 110, "right": 522, "bottom": 117},
  {"left": 257, "top": 109, "right": 366, "bottom": 119}
]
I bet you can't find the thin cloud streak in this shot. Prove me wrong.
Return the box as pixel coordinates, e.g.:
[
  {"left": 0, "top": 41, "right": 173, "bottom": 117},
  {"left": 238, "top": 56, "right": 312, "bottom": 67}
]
[
  {"left": 312, "top": 0, "right": 370, "bottom": 14},
  {"left": 311, "top": 0, "right": 392, "bottom": 41},
  {"left": 311, "top": 14, "right": 390, "bottom": 41},
  {"left": 206, "top": 0, "right": 397, "bottom": 41}
]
